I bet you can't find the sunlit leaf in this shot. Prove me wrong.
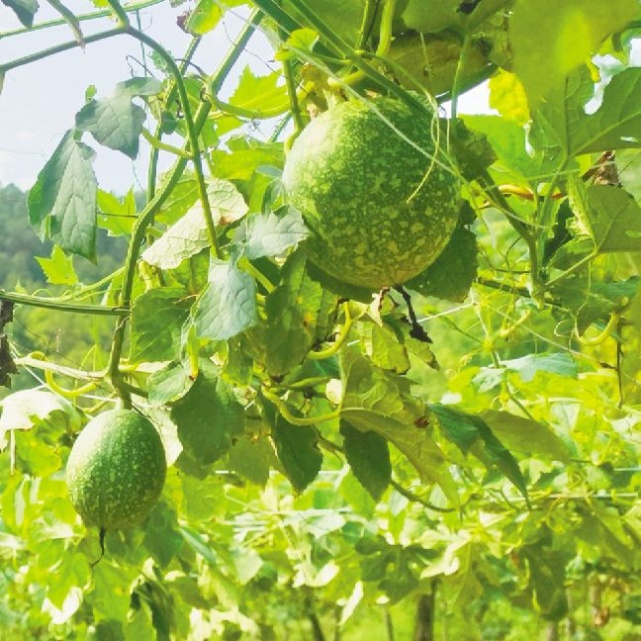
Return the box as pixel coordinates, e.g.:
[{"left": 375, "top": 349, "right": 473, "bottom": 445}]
[
  {"left": 500, "top": 352, "right": 579, "bottom": 382},
  {"left": 142, "top": 179, "right": 248, "bottom": 269},
  {"left": 75, "top": 78, "right": 162, "bottom": 159},
  {"left": 228, "top": 65, "right": 289, "bottom": 115},
  {"left": 35, "top": 245, "right": 78, "bottom": 286},
  {"left": 193, "top": 260, "right": 257, "bottom": 341},
  {"left": 510, "top": 0, "right": 638, "bottom": 107},
  {"left": 234, "top": 207, "right": 308, "bottom": 260},
  {"left": 147, "top": 361, "right": 196, "bottom": 406},
  {"left": 185, "top": 0, "right": 223, "bottom": 35}
]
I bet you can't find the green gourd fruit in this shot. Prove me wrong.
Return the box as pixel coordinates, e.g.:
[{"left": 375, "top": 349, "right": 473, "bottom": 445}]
[
  {"left": 282, "top": 96, "right": 460, "bottom": 290},
  {"left": 66, "top": 409, "right": 166, "bottom": 531}
]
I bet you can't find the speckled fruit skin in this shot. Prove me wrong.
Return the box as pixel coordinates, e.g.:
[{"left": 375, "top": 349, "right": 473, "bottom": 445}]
[
  {"left": 66, "top": 409, "right": 166, "bottom": 530},
  {"left": 282, "top": 96, "right": 460, "bottom": 289}
]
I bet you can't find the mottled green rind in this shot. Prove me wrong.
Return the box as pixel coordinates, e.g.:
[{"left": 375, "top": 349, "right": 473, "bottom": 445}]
[
  {"left": 282, "top": 96, "right": 460, "bottom": 290},
  {"left": 66, "top": 409, "right": 167, "bottom": 530}
]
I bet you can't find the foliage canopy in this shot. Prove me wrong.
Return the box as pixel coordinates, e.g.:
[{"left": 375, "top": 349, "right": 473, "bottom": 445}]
[{"left": 2, "top": 0, "right": 641, "bottom": 639}]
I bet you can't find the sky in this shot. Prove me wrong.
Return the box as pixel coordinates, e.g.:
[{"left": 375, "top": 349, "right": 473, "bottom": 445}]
[{"left": 0, "top": 0, "right": 493, "bottom": 194}]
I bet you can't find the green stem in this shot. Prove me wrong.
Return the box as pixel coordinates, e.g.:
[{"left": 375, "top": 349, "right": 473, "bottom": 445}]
[
  {"left": 210, "top": 96, "right": 292, "bottom": 121},
  {"left": 207, "top": 9, "right": 264, "bottom": 95},
  {"left": 106, "top": 15, "right": 262, "bottom": 390},
  {"left": 239, "top": 258, "right": 275, "bottom": 293},
  {"left": 0, "top": 27, "right": 124, "bottom": 73},
  {"left": 0, "top": 290, "right": 128, "bottom": 316},
  {"left": 126, "top": 26, "right": 220, "bottom": 257},
  {"left": 45, "top": 0, "right": 85, "bottom": 45},
  {"left": 263, "top": 390, "right": 341, "bottom": 426},
  {"left": 389, "top": 479, "right": 457, "bottom": 513},
  {"left": 105, "top": 0, "right": 129, "bottom": 26},
  {"left": 327, "top": 0, "right": 396, "bottom": 89},
  {"left": 17, "top": 353, "right": 105, "bottom": 381},
  {"left": 449, "top": 33, "right": 472, "bottom": 137},
  {"left": 544, "top": 251, "right": 598, "bottom": 289},
  {"left": 283, "top": 57, "right": 305, "bottom": 134},
  {"left": 0, "top": 0, "right": 164, "bottom": 39},
  {"left": 355, "top": 0, "right": 378, "bottom": 50},
  {"left": 148, "top": 37, "right": 201, "bottom": 199},
  {"left": 308, "top": 302, "right": 353, "bottom": 360},
  {"left": 477, "top": 169, "right": 541, "bottom": 301},
  {"left": 142, "top": 127, "right": 191, "bottom": 158}
]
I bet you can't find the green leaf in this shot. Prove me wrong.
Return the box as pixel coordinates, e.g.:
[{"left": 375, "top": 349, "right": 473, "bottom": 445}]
[
  {"left": 28, "top": 130, "right": 97, "bottom": 260},
  {"left": 536, "top": 66, "right": 641, "bottom": 160},
  {"left": 264, "top": 249, "right": 328, "bottom": 376},
  {"left": 179, "top": 525, "right": 218, "bottom": 566},
  {"left": 152, "top": 172, "right": 199, "bottom": 226},
  {"left": 579, "top": 184, "right": 641, "bottom": 253},
  {"left": 35, "top": 245, "right": 78, "bottom": 285},
  {"left": 479, "top": 410, "right": 570, "bottom": 462},
  {"left": 510, "top": 0, "right": 638, "bottom": 107},
  {"left": 185, "top": 0, "right": 223, "bottom": 35},
  {"left": 130, "top": 288, "right": 192, "bottom": 363},
  {"left": 565, "top": 67, "right": 641, "bottom": 155},
  {"left": 276, "top": 27, "right": 319, "bottom": 61},
  {"left": 234, "top": 207, "right": 308, "bottom": 260},
  {"left": 142, "top": 179, "right": 248, "bottom": 269},
  {"left": 360, "top": 321, "right": 410, "bottom": 374},
  {"left": 462, "top": 115, "right": 553, "bottom": 183},
  {"left": 501, "top": 352, "right": 579, "bottom": 382},
  {"left": 429, "top": 403, "right": 529, "bottom": 500},
  {"left": 228, "top": 65, "right": 289, "bottom": 115},
  {"left": 97, "top": 188, "right": 137, "bottom": 236},
  {"left": 270, "top": 415, "right": 322, "bottom": 493},
  {"left": 227, "top": 436, "right": 275, "bottom": 486},
  {"left": 523, "top": 546, "right": 569, "bottom": 621},
  {"left": 2, "top": 0, "right": 38, "bottom": 27},
  {"left": 340, "top": 420, "right": 391, "bottom": 501},
  {"left": 450, "top": 121, "right": 497, "bottom": 182},
  {"left": 147, "top": 361, "right": 195, "bottom": 406},
  {"left": 143, "top": 503, "right": 183, "bottom": 567},
  {"left": 170, "top": 360, "right": 244, "bottom": 466},
  {"left": 193, "top": 260, "right": 257, "bottom": 341},
  {"left": 341, "top": 349, "right": 458, "bottom": 504},
  {"left": 406, "top": 226, "right": 477, "bottom": 302},
  {"left": 0, "top": 389, "right": 81, "bottom": 450},
  {"left": 552, "top": 276, "right": 639, "bottom": 333},
  {"left": 306, "top": 259, "right": 376, "bottom": 303},
  {"left": 75, "top": 77, "right": 162, "bottom": 159}
]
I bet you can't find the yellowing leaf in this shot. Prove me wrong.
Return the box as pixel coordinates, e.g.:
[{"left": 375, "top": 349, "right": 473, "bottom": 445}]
[{"left": 488, "top": 70, "right": 530, "bottom": 125}]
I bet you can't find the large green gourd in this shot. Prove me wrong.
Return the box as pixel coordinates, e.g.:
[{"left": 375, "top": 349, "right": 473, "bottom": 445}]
[
  {"left": 66, "top": 409, "right": 166, "bottom": 530},
  {"left": 282, "top": 96, "right": 460, "bottom": 290}
]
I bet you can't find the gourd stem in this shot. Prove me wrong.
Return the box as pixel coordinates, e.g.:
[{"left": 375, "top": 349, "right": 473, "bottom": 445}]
[{"left": 308, "top": 302, "right": 353, "bottom": 361}]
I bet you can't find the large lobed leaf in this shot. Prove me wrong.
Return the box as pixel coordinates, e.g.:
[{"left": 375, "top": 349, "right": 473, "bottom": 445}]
[{"left": 510, "top": 0, "right": 638, "bottom": 108}]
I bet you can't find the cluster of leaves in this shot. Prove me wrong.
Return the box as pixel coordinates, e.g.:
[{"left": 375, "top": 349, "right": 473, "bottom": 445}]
[{"left": 3, "top": 0, "right": 641, "bottom": 639}]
